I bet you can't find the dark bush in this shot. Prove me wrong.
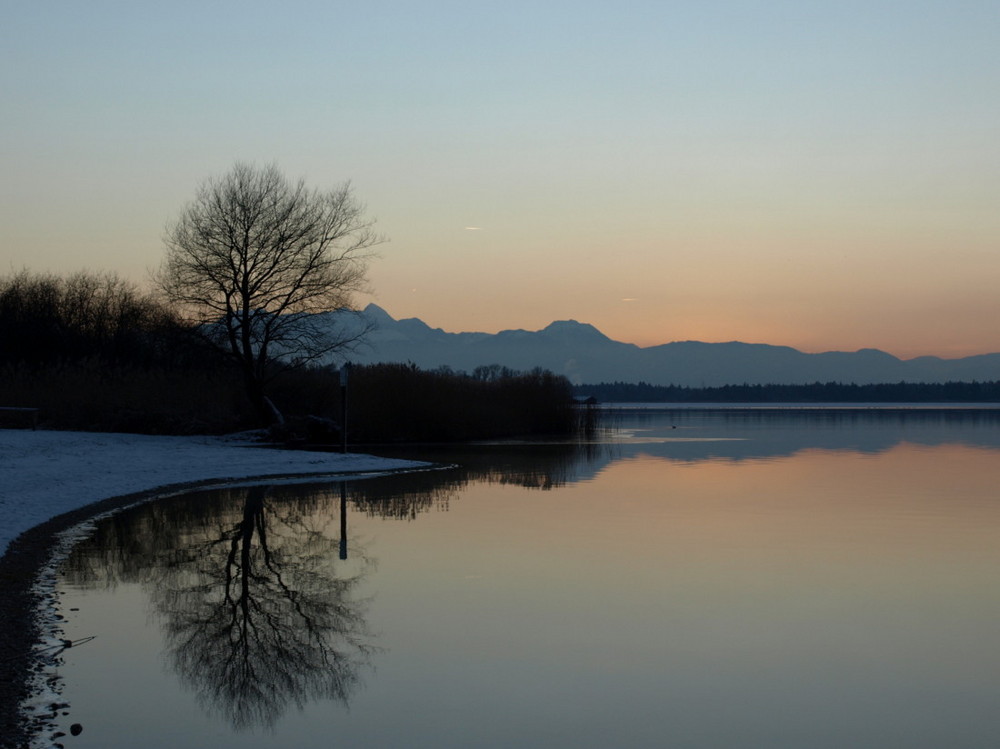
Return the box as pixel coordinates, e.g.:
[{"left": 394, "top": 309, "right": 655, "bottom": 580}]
[
  {"left": 0, "top": 359, "right": 255, "bottom": 434},
  {"left": 0, "top": 270, "right": 199, "bottom": 368},
  {"left": 344, "top": 363, "right": 577, "bottom": 443},
  {"left": 258, "top": 362, "right": 579, "bottom": 443},
  {"left": 0, "top": 270, "right": 247, "bottom": 433}
]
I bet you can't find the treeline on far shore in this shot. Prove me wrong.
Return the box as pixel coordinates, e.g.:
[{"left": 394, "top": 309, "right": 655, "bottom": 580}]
[
  {"left": 575, "top": 380, "right": 1000, "bottom": 403},
  {"left": 0, "top": 270, "right": 578, "bottom": 441}
]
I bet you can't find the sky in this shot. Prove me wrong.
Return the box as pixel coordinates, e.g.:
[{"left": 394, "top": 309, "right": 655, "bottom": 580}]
[{"left": 3, "top": 1, "right": 999, "bottom": 359}]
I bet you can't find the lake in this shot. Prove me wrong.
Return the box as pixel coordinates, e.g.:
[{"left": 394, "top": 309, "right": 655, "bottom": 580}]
[{"left": 53, "top": 406, "right": 1000, "bottom": 748}]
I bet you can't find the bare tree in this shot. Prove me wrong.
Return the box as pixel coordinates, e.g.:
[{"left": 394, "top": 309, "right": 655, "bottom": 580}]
[{"left": 157, "top": 162, "right": 384, "bottom": 423}]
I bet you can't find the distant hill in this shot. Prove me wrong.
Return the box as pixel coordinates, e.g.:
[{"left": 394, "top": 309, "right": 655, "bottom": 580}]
[{"left": 322, "top": 304, "right": 1000, "bottom": 386}]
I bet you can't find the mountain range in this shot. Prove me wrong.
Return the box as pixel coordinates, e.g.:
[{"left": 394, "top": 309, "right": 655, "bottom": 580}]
[{"left": 325, "top": 304, "right": 1000, "bottom": 386}]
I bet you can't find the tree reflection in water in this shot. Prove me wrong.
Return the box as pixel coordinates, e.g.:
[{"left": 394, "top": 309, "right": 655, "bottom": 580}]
[
  {"left": 59, "top": 442, "right": 599, "bottom": 731},
  {"left": 62, "top": 484, "right": 376, "bottom": 731},
  {"left": 158, "top": 485, "right": 374, "bottom": 729}
]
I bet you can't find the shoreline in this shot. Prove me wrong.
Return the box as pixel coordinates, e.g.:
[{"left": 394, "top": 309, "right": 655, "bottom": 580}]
[
  {"left": 0, "top": 428, "right": 431, "bottom": 749},
  {"left": 0, "top": 467, "right": 436, "bottom": 749}
]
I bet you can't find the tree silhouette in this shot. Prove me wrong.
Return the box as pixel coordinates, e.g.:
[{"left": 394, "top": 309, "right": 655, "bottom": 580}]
[{"left": 157, "top": 162, "right": 384, "bottom": 423}]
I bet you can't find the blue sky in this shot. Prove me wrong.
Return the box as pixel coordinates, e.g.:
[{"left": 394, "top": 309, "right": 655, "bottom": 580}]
[{"left": 3, "top": 1, "right": 999, "bottom": 357}]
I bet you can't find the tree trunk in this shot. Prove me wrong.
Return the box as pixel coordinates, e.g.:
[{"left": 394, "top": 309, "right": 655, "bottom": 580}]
[{"left": 243, "top": 367, "right": 281, "bottom": 427}]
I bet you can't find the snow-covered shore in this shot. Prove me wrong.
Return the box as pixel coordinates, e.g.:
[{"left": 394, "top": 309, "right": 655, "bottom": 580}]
[
  {"left": 0, "top": 429, "right": 429, "bottom": 556},
  {"left": 0, "top": 429, "right": 430, "bottom": 748}
]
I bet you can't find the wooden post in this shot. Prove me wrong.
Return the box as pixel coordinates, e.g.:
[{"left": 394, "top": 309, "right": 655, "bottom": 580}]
[{"left": 340, "top": 364, "right": 350, "bottom": 453}]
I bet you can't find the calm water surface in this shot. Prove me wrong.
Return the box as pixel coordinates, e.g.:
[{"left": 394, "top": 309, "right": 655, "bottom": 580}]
[{"left": 54, "top": 407, "right": 1000, "bottom": 748}]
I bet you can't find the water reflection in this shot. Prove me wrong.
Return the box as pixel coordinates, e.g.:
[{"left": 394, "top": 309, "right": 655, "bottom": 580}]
[
  {"left": 55, "top": 407, "right": 1000, "bottom": 748},
  {"left": 370, "top": 406, "right": 1000, "bottom": 480},
  {"left": 351, "top": 442, "right": 608, "bottom": 516},
  {"left": 63, "top": 484, "right": 375, "bottom": 731},
  {"left": 58, "top": 444, "right": 602, "bottom": 731}
]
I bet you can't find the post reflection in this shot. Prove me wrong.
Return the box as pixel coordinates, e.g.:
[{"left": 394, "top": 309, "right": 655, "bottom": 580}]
[{"left": 340, "top": 482, "right": 348, "bottom": 560}]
